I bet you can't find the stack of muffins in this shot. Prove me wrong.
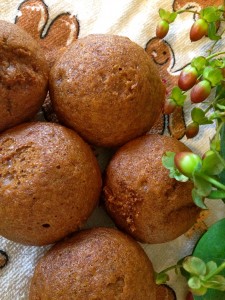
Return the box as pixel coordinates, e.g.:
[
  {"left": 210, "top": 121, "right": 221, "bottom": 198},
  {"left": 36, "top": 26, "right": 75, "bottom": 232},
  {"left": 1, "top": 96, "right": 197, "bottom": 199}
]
[{"left": 0, "top": 20, "right": 200, "bottom": 299}]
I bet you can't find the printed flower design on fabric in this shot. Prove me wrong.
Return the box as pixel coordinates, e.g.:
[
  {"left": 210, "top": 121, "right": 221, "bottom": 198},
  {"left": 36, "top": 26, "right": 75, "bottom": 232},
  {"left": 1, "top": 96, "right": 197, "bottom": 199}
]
[
  {"left": 15, "top": 0, "right": 79, "bottom": 121},
  {"left": 173, "top": 0, "right": 223, "bottom": 11},
  {"left": 146, "top": 37, "right": 185, "bottom": 139}
]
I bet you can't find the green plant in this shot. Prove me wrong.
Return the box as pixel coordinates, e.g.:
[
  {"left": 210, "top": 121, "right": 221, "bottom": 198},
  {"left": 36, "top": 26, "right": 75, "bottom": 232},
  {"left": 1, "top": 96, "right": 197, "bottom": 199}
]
[
  {"left": 156, "top": 4, "right": 225, "bottom": 299},
  {"left": 155, "top": 219, "right": 225, "bottom": 298},
  {"left": 157, "top": 5, "right": 225, "bottom": 209}
]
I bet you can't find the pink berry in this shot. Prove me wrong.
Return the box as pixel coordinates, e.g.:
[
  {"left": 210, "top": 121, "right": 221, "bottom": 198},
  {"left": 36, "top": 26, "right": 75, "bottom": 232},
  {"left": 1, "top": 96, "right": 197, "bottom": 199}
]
[
  {"left": 190, "top": 19, "right": 208, "bottom": 42},
  {"left": 185, "top": 122, "right": 199, "bottom": 139},
  {"left": 191, "top": 80, "right": 211, "bottom": 103},
  {"left": 156, "top": 20, "right": 169, "bottom": 39},
  {"left": 178, "top": 66, "right": 198, "bottom": 91}
]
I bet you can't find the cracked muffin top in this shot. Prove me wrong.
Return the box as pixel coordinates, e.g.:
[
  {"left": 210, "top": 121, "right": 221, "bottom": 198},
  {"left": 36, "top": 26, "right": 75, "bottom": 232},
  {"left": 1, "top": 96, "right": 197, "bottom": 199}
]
[
  {"left": 0, "top": 20, "right": 48, "bottom": 132},
  {"left": 104, "top": 134, "right": 201, "bottom": 244},
  {"left": 49, "top": 34, "right": 165, "bottom": 147},
  {"left": 29, "top": 227, "right": 157, "bottom": 300},
  {"left": 0, "top": 122, "right": 102, "bottom": 245}
]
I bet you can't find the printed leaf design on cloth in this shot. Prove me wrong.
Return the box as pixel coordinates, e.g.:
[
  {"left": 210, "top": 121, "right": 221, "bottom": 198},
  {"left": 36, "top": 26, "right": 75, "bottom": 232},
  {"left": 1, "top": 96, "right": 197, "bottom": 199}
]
[
  {"left": 15, "top": 0, "right": 80, "bottom": 122},
  {"left": 15, "top": 0, "right": 79, "bottom": 67},
  {"left": 173, "top": 0, "right": 223, "bottom": 11}
]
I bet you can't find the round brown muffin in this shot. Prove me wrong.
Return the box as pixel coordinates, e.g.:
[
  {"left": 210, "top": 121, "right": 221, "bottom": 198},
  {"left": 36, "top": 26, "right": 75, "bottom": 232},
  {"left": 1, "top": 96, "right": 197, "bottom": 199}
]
[
  {"left": 0, "top": 122, "right": 101, "bottom": 245},
  {"left": 104, "top": 134, "right": 201, "bottom": 244},
  {"left": 29, "top": 227, "right": 157, "bottom": 300},
  {"left": 49, "top": 34, "right": 165, "bottom": 147},
  {"left": 0, "top": 20, "right": 48, "bottom": 133}
]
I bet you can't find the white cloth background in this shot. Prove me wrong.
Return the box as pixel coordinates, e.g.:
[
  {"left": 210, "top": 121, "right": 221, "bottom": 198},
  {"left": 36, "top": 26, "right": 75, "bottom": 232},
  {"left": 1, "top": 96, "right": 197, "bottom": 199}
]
[{"left": 0, "top": 0, "right": 225, "bottom": 299}]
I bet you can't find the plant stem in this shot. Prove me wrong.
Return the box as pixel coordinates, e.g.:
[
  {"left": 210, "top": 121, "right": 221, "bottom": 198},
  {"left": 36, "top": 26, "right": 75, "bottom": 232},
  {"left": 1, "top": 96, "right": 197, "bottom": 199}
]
[
  {"left": 199, "top": 173, "right": 225, "bottom": 191},
  {"left": 206, "top": 51, "right": 225, "bottom": 60},
  {"left": 207, "top": 28, "right": 225, "bottom": 54},
  {"left": 157, "top": 264, "right": 181, "bottom": 274}
]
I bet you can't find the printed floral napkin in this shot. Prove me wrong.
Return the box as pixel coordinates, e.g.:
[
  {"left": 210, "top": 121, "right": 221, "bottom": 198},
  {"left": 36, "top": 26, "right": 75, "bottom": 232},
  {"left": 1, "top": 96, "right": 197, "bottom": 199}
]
[{"left": 0, "top": 0, "right": 224, "bottom": 299}]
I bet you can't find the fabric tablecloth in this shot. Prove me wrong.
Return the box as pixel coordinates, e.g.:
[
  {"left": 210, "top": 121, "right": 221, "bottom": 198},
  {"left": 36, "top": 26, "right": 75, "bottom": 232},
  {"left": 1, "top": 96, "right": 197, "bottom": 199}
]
[{"left": 0, "top": 0, "right": 225, "bottom": 299}]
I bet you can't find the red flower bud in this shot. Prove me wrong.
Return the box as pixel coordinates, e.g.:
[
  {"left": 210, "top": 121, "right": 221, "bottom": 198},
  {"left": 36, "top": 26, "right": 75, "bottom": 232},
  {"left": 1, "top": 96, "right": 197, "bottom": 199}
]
[
  {"left": 156, "top": 20, "right": 169, "bottom": 39},
  {"left": 178, "top": 66, "right": 198, "bottom": 91},
  {"left": 163, "top": 98, "right": 176, "bottom": 114},
  {"left": 191, "top": 80, "right": 211, "bottom": 103},
  {"left": 185, "top": 122, "right": 199, "bottom": 139},
  {"left": 190, "top": 19, "right": 208, "bottom": 42}
]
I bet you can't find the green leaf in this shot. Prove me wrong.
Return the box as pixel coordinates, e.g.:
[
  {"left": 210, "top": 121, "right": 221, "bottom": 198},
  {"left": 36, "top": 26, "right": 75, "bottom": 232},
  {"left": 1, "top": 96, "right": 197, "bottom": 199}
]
[
  {"left": 158, "top": 8, "right": 177, "bottom": 23},
  {"left": 219, "top": 123, "right": 225, "bottom": 203},
  {"left": 155, "top": 272, "right": 169, "bottom": 284},
  {"left": 188, "top": 276, "right": 202, "bottom": 289},
  {"left": 193, "top": 174, "right": 212, "bottom": 197},
  {"left": 209, "top": 59, "right": 224, "bottom": 68},
  {"left": 191, "top": 56, "right": 207, "bottom": 73},
  {"left": 170, "top": 86, "right": 186, "bottom": 106},
  {"left": 200, "top": 6, "right": 221, "bottom": 22},
  {"left": 208, "top": 189, "right": 225, "bottom": 199},
  {"left": 169, "top": 168, "right": 189, "bottom": 182},
  {"left": 203, "top": 67, "right": 223, "bottom": 86},
  {"left": 193, "top": 218, "right": 225, "bottom": 299},
  {"left": 191, "top": 107, "right": 213, "bottom": 125},
  {"left": 204, "top": 275, "right": 225, "bottom": 290},
  {"left": 162, "top": 151, "right": 175, "bottom": 169},
  {"left": 216, "top": 103, "right": 225, "bottom": 111},
  {"left": 167, "top": 12, "right": 177, "bottom": 23},
  {"left": 159, "top": 8, "right": 167, "bottom": 19},
  {"left": 206, "top": 261, "right": 218, "bottom": 276},
  {"left": 192, "top": 188, "right": 208, "bottom": 209},
  {"left": 216, "top": 85, "right": 225, "bottom": 100},
  {"left": 208, "top": 22, "right": 221, "bottom": 41},
  {"left": 202, "top": 151, "right": 224, "bottom": 175},
  {"left": 183, "top": 256, "right": 206, "bottom": 276}
]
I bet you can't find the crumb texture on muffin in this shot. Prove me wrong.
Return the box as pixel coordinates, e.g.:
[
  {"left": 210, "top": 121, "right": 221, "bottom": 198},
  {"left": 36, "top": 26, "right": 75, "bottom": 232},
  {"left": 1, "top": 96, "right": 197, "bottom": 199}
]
[
  {"left": 0, "top": 122, "right": 101, "bottom": 245},
  {"left": 50, "top": 34, "right": 165, "bottom": 147},
  {"left": 0, "top": 20, "right": 49, "bottom": 132},
  {"left": 104, "top": 134, "right": 201, "bottom": 244},
  {"left": 29, "top": 227, "right": 156, "bottom": 300}
]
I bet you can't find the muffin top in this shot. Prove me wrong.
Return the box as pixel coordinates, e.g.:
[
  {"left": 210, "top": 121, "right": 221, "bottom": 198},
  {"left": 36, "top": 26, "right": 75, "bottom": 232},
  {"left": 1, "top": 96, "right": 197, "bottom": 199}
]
[
  {"left": 0, "top": 20, "right": 48, "bottom": 132},
  {"left": 29, "top": 227, "right": 156, "bottom": 300},
  {"left": 0, "top": 122, "right": 102, "bottom": 245},
  {"left": 50, "top": 34, "right": 165, "bottom": 147},
  {"left": 104, "top": 134, "right": 200, "bottom": 244}
]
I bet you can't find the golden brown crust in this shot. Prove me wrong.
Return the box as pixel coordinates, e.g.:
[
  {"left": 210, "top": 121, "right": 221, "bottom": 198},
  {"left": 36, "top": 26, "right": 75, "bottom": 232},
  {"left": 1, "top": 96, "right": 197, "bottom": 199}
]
[
  {"left": 0, "top": 122, "right": 102, "bottom": 245},
  {"left": 0, "top": 20, "right": 49, "bottom": 132},
  {"left": 104, "top": 134, "right": 201, "bottom": 244},
  {"left": 29, "top": 227, "right": 156, "bottom": 300},
  {"left": 49, "top": 34, "right": 165, "bottom": 147}
]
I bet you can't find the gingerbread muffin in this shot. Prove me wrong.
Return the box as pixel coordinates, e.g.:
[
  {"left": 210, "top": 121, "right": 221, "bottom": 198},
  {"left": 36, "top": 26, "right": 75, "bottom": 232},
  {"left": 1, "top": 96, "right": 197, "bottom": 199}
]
[
  {"left": 104, "top": 134, "right": 201, "bottom": 244},
  {"left": 0, "top": 122, "right": 101, "bottom": 245},
  {"left": 49, "top": 34, "right": 165, "bottom": 147},
  {"left": 0, "top": 20, "right": 48, "bottom": 132},
  {"left": 29, "top": 227, "right": 157, "bottom": 300}
]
